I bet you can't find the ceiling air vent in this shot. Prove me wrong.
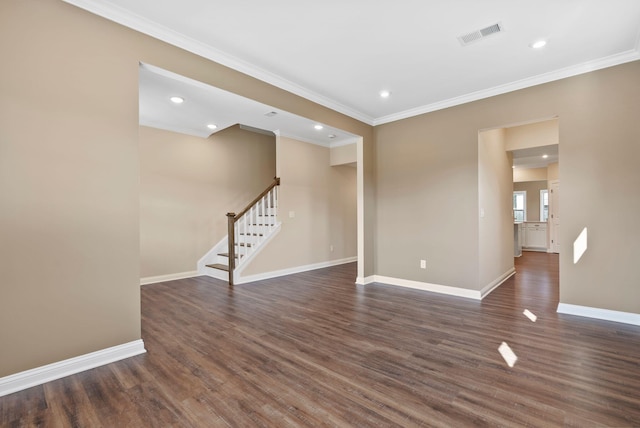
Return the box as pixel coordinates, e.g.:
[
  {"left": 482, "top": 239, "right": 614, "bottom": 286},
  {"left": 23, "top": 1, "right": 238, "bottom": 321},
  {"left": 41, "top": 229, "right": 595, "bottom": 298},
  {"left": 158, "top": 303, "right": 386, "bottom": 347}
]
[{"left": 458, "top": 22, "right": 504, "bottom": 46}]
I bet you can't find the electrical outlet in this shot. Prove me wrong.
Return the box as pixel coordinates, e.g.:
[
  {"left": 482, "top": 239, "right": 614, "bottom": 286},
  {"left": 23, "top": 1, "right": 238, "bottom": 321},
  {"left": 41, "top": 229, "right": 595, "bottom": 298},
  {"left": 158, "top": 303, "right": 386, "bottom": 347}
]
[
  {"left": 420, "top": 259, "right": 426, "bottom": 269},
  {"left": 330, "top": 245, "right": 334, "bottom": 252},
  {"left": 289, "top": 211, "right": 295, "bottom": 218}
]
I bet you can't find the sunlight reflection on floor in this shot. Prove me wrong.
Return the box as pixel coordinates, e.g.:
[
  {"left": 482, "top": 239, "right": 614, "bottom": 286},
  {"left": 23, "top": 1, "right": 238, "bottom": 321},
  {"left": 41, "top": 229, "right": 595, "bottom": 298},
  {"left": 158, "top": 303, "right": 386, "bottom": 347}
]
[{"left": 498, "top": 342, "right": 518, "bottom": 368}]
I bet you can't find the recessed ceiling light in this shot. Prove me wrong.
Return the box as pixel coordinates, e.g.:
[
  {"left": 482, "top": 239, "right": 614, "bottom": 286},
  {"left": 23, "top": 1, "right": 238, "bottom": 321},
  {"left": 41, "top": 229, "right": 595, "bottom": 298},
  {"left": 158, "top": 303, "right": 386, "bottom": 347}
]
[
  {"left": 542, "top": 154, "right": 549, "bottom": 159},
  {"left": 531, "top": 40, "right": 547, "bottom": 49},
  {"left": 170, "top": 96, "right": 184, "bottom": 104},
  {"left": 328, "top": 134, "right": 336, "bottom": 139},
  {"left": 379, "top": 90, "right": 391, "bottom": 98},
  {"left": 207, "top": 124, "right": 217, "bottom": 130},
  {"left": 314, "top": 124, "right": 323, "bottom": 130}
]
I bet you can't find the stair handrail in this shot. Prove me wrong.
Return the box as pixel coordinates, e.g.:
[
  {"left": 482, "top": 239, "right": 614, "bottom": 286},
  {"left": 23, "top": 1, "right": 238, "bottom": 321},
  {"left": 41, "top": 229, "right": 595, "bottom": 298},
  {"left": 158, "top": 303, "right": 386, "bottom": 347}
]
[{"left": 226, "top": 177, "right": 280, "bottom": 285}]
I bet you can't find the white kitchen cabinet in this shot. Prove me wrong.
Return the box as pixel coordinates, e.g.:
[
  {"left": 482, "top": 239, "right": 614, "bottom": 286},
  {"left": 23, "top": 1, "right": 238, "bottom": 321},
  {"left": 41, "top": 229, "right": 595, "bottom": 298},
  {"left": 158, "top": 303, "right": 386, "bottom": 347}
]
[{"left": 523, "top": 222, "right": 547, "bottom": 250}]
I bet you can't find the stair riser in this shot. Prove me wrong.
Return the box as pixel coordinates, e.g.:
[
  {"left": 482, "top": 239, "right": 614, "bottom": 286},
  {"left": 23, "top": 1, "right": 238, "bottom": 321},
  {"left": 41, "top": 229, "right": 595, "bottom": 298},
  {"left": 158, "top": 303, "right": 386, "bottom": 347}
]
[
  {"left": 238, "top": 217, "right": 277, "bottom": 226},
  {"left": 237, "top": 235, "right": 263, "bottom": 245},
  {"left": 204, "top": 266, "right": 229, "bottom": 281},
  {"left": 238, "top": 224, "right": 277, "bottom": 234},
  {"left": 252, "top": 208, "right": 277, "bottom": 216}
]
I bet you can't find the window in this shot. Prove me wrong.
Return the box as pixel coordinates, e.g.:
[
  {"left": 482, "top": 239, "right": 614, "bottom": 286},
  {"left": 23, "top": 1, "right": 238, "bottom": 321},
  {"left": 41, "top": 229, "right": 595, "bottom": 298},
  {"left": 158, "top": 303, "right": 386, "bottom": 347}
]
[
  {"left": 540, "top": 189, "right": 549, "bottom": 222},
  {"left": 513, "top": 191, "right": 526, "bottom": 222}
]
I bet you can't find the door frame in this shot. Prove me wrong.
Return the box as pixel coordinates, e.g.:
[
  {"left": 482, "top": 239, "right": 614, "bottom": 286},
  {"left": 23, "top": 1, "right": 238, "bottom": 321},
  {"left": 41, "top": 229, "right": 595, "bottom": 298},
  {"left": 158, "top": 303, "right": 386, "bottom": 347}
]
[{"left": 548, "top": 179, "right": 560, "bottom": 253}]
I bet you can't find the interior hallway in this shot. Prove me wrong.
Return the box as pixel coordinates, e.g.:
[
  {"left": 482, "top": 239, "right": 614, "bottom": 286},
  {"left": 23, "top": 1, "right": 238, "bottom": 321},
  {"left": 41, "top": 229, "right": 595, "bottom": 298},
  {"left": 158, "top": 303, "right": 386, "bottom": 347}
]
[{"left": 1, "top": 253, "right": 639, "bottom": 426}]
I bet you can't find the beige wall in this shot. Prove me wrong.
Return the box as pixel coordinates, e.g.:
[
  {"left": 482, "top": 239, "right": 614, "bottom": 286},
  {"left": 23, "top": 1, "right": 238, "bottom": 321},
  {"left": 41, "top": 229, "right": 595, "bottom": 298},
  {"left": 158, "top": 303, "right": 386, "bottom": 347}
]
[
  {"left": 375, "top": 111, "right": 479, "bottom": 289},
  {"left": 3, "top": 0, "right": 638, "bottom": 381},
  {"left": 547, "top": 162, "right": 559, "bottom": 181},
  {"left": 513, "top": 167, "right": 548, "bottom": 182},
  {"left": 514, "top": 181, "right": 548, "bottom": 222},
  {"left": 330, "top": 143, "right": 357, "bottom": 166},
  {"left": 0, "top": 0, "right": 372, "bottom": 378},
  {"left": 140, "top": 125, "right": 275, "bottom": 278},
  {"left": 505, "top": 118, "right": 559, "bottom": 151},
  {"left": 376, "top": 61, "right": 640, "bottom": 314},
  {"left": 0, "top": 0, "right": 142, "bottom": 377},
  {"left": 478, "top": 129, "right": 515, "bottom": 288},
  {"left": 242, "top": 137, "right": 357, "bottom": 275}
]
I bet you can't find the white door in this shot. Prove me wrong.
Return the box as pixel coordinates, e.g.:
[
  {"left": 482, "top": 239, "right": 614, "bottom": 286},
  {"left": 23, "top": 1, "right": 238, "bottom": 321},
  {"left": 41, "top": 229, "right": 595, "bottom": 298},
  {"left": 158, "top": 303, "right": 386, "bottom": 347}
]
[{"left": 549, "top": 180, "right": 560, "bottom": 253}]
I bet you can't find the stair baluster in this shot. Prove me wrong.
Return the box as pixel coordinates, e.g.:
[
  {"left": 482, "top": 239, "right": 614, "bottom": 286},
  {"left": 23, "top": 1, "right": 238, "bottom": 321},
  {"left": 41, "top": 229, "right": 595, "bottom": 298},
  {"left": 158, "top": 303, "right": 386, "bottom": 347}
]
[{"left": 221, "top": 177, "right": 280, "bottom": 285}]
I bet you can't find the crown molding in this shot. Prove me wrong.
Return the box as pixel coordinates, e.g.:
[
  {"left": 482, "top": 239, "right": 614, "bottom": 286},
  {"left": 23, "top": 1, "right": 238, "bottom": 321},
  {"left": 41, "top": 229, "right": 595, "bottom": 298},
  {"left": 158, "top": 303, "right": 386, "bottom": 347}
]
[
  {"left": 62, "top": 0, "right": 375, "bottom": 126},
  {"left": 63, "top": 0, "right": 640, "bottom": 129},
  {"left": 373, "top": 48, "right": 640, "bottom": 126}
]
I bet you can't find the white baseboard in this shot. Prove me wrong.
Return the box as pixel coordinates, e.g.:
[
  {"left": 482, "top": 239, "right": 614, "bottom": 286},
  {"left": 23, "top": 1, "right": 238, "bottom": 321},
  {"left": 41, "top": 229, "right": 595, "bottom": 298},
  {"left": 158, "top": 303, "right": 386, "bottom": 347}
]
[
  {"left": 0, "top": 339, "right": 146, "bottom": 398},
  {"left": 236, "top": 256, "right": 357, "bottom": 284},
  {"left": 523, "top": 247, "right": 547, "bottom": 253},
  {"left": 371, "top": 275, "right": 482, "bottom": 300},
  {"left": 480, "top": 267, "right": 516, "bottom": 299},
  {"left": 557, "top": 303, "right": 640, "bottom": 326},
  {"left": 140, "top": 270, "right": 199, "bottom": 286},
  {"left": 355, "top": 275, "right": 376, "bottom": 285},
  {"left": 358, "top": 269, "right": 514, "bottom": 300}
]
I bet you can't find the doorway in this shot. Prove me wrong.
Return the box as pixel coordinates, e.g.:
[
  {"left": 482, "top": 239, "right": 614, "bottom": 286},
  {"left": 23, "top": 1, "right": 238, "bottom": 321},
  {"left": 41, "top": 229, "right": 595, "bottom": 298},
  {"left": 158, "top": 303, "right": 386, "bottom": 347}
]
[{"left": 478, "top": 117, "right": 561, "bottom": 307}]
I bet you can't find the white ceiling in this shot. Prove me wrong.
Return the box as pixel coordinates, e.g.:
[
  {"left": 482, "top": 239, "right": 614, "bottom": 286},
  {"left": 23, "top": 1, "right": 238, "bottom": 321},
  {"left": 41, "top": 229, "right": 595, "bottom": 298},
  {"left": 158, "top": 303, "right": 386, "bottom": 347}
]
[
  {"left": 64, "top": 0, "right": 640, "bottom": 128},
  {"left": 139, "top": 64, "right": 359, "bottom": 146},
  {"left": 511, "top": 144, "right": 559, "bottom": 169}
]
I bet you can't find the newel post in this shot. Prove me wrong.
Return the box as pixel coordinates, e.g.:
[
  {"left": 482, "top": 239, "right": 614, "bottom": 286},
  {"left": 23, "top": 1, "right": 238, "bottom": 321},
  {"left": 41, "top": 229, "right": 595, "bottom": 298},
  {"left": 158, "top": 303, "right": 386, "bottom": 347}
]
[{"left": 226, "top": 212, "right": 236, "bottom": 286}]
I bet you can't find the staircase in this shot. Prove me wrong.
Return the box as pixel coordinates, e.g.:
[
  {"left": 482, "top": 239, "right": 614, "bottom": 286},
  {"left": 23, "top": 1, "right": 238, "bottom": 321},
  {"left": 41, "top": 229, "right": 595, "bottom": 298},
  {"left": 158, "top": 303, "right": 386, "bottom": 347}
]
[{"left": 198, "top": 178, "right": 281, "bottom": 285}]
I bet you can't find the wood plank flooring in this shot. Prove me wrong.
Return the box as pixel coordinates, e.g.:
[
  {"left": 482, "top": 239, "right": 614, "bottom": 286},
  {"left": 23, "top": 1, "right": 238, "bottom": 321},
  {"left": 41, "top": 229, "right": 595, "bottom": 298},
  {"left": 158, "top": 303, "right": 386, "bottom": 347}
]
[{"left": 2, "top": 252, "right": 640, "bottom": 427}]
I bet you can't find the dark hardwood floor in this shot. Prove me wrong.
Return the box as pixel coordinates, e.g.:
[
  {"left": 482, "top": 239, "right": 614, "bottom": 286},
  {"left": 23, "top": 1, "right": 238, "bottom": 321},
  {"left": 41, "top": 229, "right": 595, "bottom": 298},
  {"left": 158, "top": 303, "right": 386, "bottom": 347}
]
[{"left": 2, "top": 252, "right": 640, "bottom": 427}]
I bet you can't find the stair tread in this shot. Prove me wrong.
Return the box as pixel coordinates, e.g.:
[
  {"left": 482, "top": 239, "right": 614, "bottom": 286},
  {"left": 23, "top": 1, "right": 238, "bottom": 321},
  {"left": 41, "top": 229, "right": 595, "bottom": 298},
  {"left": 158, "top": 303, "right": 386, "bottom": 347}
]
[
  {"left": 206, "top": 263, "right": 229, "bottom": 272},
  {"left": 217, "top": 252, "right": 241, "bottom": 259},
  {"left": 239, "top": 232, "right": 264, "bottom": 236}
]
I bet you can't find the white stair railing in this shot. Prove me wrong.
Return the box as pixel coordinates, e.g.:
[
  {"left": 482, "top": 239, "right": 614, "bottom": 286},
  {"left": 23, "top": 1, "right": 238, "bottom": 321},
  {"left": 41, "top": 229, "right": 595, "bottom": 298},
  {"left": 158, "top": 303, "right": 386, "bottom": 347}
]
[{"left": 227, "top": 177, "right": 280, "bottom": 285}]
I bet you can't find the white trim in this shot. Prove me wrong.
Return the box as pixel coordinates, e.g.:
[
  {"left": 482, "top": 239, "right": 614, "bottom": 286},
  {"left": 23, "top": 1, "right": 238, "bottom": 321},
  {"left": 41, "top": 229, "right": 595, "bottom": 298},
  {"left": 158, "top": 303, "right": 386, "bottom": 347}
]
[
  {"left": 140, "top": 271, "right": 199, "bottom": 286},
  {"left": 355, "top": 275, "right": 376, "bottom": 285},
  {"left": 63, "top": 0, "right": 639, "bottom": 127},
  {"left": 480, "top": 267, "right": 516, "bottom": 298},
  {"left": 372, "top": 49, "right": 640, "bottom": 125},
  {"left": 356, "top": 137, "right": 365, "bottom": 283},
  {"left": 0, "top": 340, "right": 145, "bottom": 398},
  {"left": 371, "top": 275, "right": 482, "bottom": 300},
  {"left": 235, "top": 257, "right": 357, "bottom": 285},
  {"left": 557, "top": 303, "right": 640, "bottom": 326},
  {"left": 232, "top": 223, "right": 282, "bottom": 282},
  {"left": 522, "top": 247, "right": 547, "bottom": 252},
  {"left": 203, "top": 265, "right": 228, "bottom": 282},
  {"left": 197, "top": 235, "right": 228, "bottom": 275},
  {"left": 61, "top": 0, "right": 374, "bottom": 125}
]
